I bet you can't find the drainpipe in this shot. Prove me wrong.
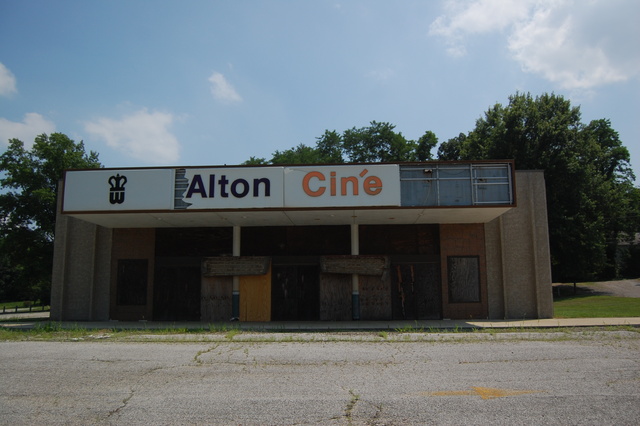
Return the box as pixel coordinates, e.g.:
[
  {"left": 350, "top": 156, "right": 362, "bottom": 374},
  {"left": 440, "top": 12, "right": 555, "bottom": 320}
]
[
  {"left": 232, "top": 225, "right": 241, "bottom": 320},
  {"left": 351, "top": 223, "right": 360, "bottom": 320}
]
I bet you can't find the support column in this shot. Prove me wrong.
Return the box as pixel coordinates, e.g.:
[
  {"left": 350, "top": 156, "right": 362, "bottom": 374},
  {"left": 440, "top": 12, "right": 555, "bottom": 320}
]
[
  {"left": 351, "top": 223, "right": 360, "bottom": 320},
  {"left": 499, "top": 216, "right": 509, "bottom": 319},
  {"left": 232, "top": 226, "right": 241, "bottom": 320}
]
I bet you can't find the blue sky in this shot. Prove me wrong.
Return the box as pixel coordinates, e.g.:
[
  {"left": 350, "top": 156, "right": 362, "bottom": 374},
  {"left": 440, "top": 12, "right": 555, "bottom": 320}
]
[{"left": 1, "top": 0, "right": 639, "bottom": 183}]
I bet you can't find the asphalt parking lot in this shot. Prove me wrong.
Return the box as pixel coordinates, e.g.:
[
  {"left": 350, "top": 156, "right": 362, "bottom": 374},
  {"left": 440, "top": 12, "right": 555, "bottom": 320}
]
[{"left": 1, "top": 330, "right": 639, "bottom": 425}]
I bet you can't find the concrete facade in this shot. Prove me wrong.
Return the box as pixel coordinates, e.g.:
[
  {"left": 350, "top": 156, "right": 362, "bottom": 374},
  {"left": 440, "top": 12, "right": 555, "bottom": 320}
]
[
  {"left": 50, "top": 199, "right": 112, "bottom": 321},
  {"left": 485, "top": 170, "right": 553, "bottom": 319},
  {"left": 51, "top": 167, "right": 553, "bottom": 321}
]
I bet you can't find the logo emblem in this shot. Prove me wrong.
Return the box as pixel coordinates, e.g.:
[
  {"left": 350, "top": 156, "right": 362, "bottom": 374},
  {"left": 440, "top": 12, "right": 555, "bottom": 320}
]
[{"left": 108, "top": 174, "right": 127, "bottom": 205}]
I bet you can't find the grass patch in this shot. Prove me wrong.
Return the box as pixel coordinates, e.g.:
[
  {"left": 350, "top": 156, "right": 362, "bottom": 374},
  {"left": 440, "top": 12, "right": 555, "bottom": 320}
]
[
  {"left": 225, "top": 328, "right": 241, "bottom": 340},
  {"left": 554, "top": 294, "right": 640, "bottom": 318},
  {"left": 0, "top": 322, "right": 101, "bottom": 341},
  {"left": 394, "top": 321, "right": 428, "bottom": 333}
]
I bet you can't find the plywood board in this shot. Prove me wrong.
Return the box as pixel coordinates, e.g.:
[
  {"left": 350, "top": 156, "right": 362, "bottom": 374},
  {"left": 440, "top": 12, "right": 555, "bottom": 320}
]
[
  {"left": 201, "top": 276, "right": 232, "bottom": 322},
  {"left": 320, "top": 255, "right": 388, "bottom": 276},
  {"left": 271, "top": 265, "right": 320, "bottom": 321},
  {"left": 239, "top": 266, "right": 271, "bottom": 322},
  {"left": 359, "top": 274, "right": 392, "bottom": 320},
  {"left": 319, "top": 273, "right": 352, "bottom": 321},
  {"left": 202, "top": 256, "right": 270, "bottom": 277},
  {"left": 391, "top": 262, "right": 442, "bottom": 320}
]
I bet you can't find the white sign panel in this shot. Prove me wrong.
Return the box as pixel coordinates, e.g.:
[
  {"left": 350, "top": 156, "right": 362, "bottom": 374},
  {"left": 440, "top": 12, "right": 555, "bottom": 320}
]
[
  {"left": 63, "top": 169, "right": 175, "bottom": 212},
  {"left": 63, "top": 164, "right": 401, "bottom": 213},
  {"left": 283, "top": 165, "right": 400, "bottom": 207},
  {"left": 178, "top": 167, "right": 284, "bottom": 209}
]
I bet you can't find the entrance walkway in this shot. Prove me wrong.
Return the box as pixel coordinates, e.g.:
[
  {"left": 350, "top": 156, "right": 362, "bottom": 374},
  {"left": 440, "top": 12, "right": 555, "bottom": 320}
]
[{"left": 1, "top": 312, "right": 639, "bottom": 330}]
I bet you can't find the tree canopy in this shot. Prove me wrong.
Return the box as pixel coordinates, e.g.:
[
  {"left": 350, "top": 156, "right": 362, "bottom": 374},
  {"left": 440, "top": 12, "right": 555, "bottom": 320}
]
[
  {"left": 440, "top": 92, "right": 640, "bottom": 282},
  {"left": 243, "top": 121, "right": 438, "bottom": 165},
  {"left": 0, "top": 133, "right": 101, "bottom": 302}
]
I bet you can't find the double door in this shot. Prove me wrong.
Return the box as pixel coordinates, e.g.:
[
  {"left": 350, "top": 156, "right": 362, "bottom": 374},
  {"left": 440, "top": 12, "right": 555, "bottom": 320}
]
[
  {"left": 271, "top": 262, "right": 320, "bottom": 321},
  {"left": 390, "top": 259, "right": 441, "bottom": 320}
]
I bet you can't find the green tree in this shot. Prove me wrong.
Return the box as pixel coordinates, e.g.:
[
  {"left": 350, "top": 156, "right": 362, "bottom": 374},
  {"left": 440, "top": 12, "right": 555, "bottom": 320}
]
[
  {"left": 580, "top": 119, "right": 640, "bottom": 277},
  {"left": 444, "top": 92, "right": 637, "bottom": 282},
  {"left": 245, "top": 122, "right": 438, "bottom": 165},
  {"left": 315, "top": 130, "right": 345, "bottom": 163},
  {"left": 415, "top": 130, "right": 438, "bottom": 161},
  {"left": 342, "top": 121, "right": 417, "bottom": 163},
  {"left": 270, "top": 144, "right": 327, "bottom": 164},
  {"left": 243, "top": 156, "right": 269, "bottom": 165},
  {"left": 0, "top": 133, "right": 101, "bottom": 302},
  {"left": 437, "top": 133, "right": 466, "bottom": 160}
]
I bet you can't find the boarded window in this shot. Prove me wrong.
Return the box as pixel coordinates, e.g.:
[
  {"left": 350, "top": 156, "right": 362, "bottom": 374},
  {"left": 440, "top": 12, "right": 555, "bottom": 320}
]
[
  {"left": 447, "top": 256, "right": 480, "bottom": 303},
  {"left": 117, "top": 259, "right": 148, "bottom": 306}
]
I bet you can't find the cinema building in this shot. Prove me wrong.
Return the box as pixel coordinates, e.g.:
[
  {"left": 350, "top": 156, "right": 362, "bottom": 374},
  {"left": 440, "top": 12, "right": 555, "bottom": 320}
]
[{"left": 50, "top": 161, "right": 553, "bottom": 322}]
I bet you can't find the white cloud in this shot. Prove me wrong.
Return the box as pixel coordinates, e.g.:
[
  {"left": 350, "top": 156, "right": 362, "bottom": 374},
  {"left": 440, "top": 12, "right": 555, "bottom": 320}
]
[
  {"left": 208, "top": 71, "right": 243, "bottom": 103},
  {"left": 429, "top": 0, "right": 640, "bottom": 89},
  {"left": 0, "top": 63, "right": 17, "bottom": 96},
  {"left": 85, "top": 109, "right": 180, "bottom": 164},
  {"left": 367, "top": 68, "right": 395, "bottom": 81},
  {"left": 0, "top": 113, "right": 56, "bottom": 147},
  {"left": 429, "top": 0, "right": 533, "bottom": 56}
]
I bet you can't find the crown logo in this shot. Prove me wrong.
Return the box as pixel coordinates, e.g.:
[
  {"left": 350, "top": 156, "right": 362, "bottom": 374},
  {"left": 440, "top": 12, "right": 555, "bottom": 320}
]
[{"left": 108, "top": 174, "right": 127, "bottom": 205}]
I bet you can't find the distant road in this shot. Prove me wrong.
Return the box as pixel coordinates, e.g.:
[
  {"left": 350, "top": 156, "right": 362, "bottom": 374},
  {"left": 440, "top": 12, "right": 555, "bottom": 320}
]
[{"left": 0, "top": 311, "right": 49, "bottom": 321}]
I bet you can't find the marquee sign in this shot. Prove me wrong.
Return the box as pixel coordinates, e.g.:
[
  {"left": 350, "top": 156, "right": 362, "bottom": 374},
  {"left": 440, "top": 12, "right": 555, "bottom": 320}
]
[
  {"left": 62, "top": 164, "right": 401, "bottom": 212},
  {"left": 282, "top": 165, "right": 399, "bottom": 207},
  {"left": 63, "top": 169, "right": 175, "bottom": 212},
  {"left": 177, "top": 167, "right": 284, "bottom": 209}
]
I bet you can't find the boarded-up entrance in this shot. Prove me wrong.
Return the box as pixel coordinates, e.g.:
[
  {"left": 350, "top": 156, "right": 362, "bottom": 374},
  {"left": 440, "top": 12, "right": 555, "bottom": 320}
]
[
  {"left": 391, "top": 258, "right": 441, "bottom": 320},
  {"left": 360, "top": 274, "right": 392, "bottom": 320},
  {"left": 319, "top": 274, "right": 352, "bottom": 321},
  {"left": 201, "top": 276, "right": 232, "bottom": 322},
  {"left": 153, "top": 259, "right": 201, "bottom": 321},
  {"left": 239, "top": 266, "right": 272, "bottom": 321},
  {"left": 271, "top": 261, "right": 320, "bottom": 321}
]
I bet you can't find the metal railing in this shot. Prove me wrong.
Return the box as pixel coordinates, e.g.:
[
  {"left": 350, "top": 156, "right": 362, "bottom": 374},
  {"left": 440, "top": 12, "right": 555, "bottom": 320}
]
[{"left": 399, "top": 163, "right": 513, "bottom": 207}]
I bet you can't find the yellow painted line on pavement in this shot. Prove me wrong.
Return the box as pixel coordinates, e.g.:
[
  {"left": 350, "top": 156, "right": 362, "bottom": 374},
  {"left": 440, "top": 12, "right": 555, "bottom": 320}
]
[{"left": 424, "top": 386, "right": 543, "bottom": 400}]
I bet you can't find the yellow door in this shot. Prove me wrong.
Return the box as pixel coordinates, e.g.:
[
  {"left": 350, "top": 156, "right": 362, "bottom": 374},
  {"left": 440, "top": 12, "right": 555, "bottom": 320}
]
[{"left": 239, "top": 266, "right": 271, "bottom": 321}]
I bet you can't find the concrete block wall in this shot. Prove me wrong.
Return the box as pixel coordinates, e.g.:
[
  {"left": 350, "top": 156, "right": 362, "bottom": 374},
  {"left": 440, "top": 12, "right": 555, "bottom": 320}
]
[
  {"left": 50, "top": 207, "right": 112, "bottom": 321},
  {"left": 485, "top": 170, "right": 553, "bottom": 319}
]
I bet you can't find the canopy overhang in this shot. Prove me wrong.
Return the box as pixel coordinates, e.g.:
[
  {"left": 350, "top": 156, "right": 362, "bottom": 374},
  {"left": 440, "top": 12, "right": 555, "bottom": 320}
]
[{"left": 66, "top": 205, "right": 513, "bottom": 228}]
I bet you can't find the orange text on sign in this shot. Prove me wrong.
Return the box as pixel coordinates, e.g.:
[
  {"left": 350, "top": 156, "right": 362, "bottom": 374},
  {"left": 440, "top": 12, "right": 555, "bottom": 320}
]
[{"left": 302, "top": 169, "right": 383, "bottom": 197}]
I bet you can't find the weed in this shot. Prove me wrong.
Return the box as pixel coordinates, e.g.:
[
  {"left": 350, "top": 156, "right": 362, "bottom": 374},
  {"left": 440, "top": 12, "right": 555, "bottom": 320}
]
[
  {"left": 345, "top": 389, "right": 360, "bottom": 422},
  {"left": 225, "top": 328, "right": 241, "bottom": 340},
  {"left": 35, "top": 321, "right": 64, "bottom": 332},
  {"left": 194, "top": 344, "right": 219, "bottom": 365},
  {"left": 395, "top": 324, "right": 414, "bottom": 333},
  {"left": 394, "top": 321, "right": 426, "bottom": 333},
  {"left": 208, "top": 323, "right": 236, "bottom": 333}
]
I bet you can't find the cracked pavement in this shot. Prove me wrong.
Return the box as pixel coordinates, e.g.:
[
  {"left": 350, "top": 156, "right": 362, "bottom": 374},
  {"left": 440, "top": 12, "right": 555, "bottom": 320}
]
[{"left": 1, "top": 332, "right": 639, "bottom": 425}]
